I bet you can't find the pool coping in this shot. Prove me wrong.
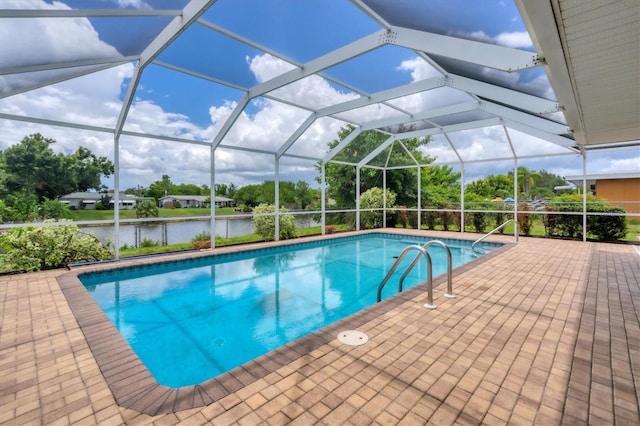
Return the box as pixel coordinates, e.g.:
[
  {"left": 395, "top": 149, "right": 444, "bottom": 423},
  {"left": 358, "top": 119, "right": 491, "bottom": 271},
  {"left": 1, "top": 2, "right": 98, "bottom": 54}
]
[{"left": 57, "top": 230, "right": 515, "bottom": 415}]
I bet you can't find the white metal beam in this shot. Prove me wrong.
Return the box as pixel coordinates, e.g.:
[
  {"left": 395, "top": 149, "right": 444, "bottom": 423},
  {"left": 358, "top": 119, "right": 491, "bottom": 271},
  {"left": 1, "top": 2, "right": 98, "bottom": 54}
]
[
  {"left": 482, "top": 101, "right": 569, "bottom": 134},
  {"left": 0, "top": 56, "right": 137, "bottom": 75},
  {"left": 114, "top": 0, "right": 216, "bottom": 139},
  {"left": 248, "top": 29, "right": 387, "bottom": 98},
  {"left": 448, "top": 74, "right": 560, "bottom": 114},
  {"left": 0, "top": 9, "right": 181, "bottom": 18},
  {"left": 391, "top": 26, "right": 543, "bottom": 72},
  {"left": 349, "top": 0, "right": 391, "bottom": 29},
  {"left": 153, "top": 60, "right": 248, "bottom": 91},
  {"left": 276, "top": 114, "right": 316, "bottom": 158},
  {"left": 323, "top": 127, "right": 363, "bottom": 163},
  {"left": 0, "top": 62, "right": 126, "bottom": 99},
  {"left": 0, "top": 112, "right": 113, "bottom": 133},
  {"left": 317, "top": 76, "right": 446, "bottom": 118},
  {"left": 361, "top": 101, "right": 480, "bottom": 131},
  {"left": 210, "top": 94, "right": 250, "bottom": 149},
  {"left": 358, "top": 135, "right": 396, "bottom": 167},
  {"left": 502, "top": 119, "right": 578, "bottom": 150},
  {"left": 395, "top": 118, "right": 503, "bottom": 140}
]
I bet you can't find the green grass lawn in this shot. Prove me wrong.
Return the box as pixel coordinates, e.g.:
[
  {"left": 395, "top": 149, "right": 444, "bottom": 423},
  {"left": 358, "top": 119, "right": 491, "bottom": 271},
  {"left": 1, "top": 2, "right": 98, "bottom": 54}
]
[{"left": 118, "top": 224, "right": 351, "bottom": 258}]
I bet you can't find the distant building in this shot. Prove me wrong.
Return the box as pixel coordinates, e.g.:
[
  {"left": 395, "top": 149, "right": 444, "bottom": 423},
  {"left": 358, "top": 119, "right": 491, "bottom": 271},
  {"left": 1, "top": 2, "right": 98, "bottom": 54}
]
[
  {"left": 159, "top": 195, "right": 236, "bottom": 208},
  {"left": 564, "top": 172, "right": 640, "bottom": 214},
  {"left": 59, "top": 192, "right": 148, "bottom": 210},
  {"left": 159, "top": 195, "right": 208, "bottom": 208}
]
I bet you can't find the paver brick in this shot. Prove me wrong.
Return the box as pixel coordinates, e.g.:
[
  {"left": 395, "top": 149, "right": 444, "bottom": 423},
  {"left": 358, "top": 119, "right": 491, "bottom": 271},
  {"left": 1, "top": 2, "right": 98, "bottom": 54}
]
[{"left": 1, "top": 232, "right": 638, "bottom": 425}]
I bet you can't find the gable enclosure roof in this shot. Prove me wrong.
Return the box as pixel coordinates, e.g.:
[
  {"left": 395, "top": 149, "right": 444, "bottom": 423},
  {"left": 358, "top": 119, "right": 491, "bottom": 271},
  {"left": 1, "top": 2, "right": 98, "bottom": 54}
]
[{"left": 0, "top": 0, "right": 637, "bottom": 169}]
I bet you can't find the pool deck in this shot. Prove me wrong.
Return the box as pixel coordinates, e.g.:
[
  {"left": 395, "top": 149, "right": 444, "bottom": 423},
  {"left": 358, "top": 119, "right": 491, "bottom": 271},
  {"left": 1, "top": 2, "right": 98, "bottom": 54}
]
[{"left": 1, "top": 230, "right": 639, "bottom": 425}]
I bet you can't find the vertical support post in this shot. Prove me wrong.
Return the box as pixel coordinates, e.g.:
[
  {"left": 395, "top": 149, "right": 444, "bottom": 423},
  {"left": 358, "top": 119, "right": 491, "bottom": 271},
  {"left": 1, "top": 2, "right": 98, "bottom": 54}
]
[
  {"left": 321, "top": 162, "right": 326, "bottom": 235},
  {"left": 504, "top": 127, "right": 518, "bottom": 242},
  {"left": 113, "top": 136, "right": 120, "bottom": 260},
  {"left": 582, "top": 153, "right": 587, "bottom": 242},
  {"left": 383, "top": 169, "right": 387, "bottom": 228},
  {"left": 275, "top": 156, "right": 280, "bottom": 241},
  {"left": 356, "top": 166, "right": 360, "bottom": 231},
  {"left": 210, "top": 146, "right": 216, "bottom": 248},
  {"left": 513, "top": 159, "right": 519, "bottom": 243},
  {"left": 417, "top": 166, "right": 421, "bottom": 230},
  {"left": 460, "top": 165, "right": 465, "bottom": 233}
]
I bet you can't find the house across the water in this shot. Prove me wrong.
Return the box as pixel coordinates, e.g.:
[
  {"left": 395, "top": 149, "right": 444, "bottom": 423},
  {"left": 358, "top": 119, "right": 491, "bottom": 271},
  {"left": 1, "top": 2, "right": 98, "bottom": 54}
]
[
  {"left": 59, "top": 192, "right": 149, "bottom": 210},
  {"left": 159, "top": 195, "right": 236, "bottom": 208}
]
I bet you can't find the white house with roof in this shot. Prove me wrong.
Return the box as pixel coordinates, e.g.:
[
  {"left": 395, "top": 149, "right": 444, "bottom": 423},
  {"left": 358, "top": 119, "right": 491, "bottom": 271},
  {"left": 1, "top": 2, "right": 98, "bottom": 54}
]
[
  {"left": 159, "top": 195, "right": 236, "bottom": 208},
  {"left": 59, "top": 192, "right": 145, "bottom": 210}
]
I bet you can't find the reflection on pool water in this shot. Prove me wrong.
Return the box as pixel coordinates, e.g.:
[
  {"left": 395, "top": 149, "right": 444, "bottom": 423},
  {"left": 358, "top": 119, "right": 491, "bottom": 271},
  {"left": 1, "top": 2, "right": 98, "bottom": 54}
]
[{"left": 80, "top": 233, "right": 501, "bottom": 388}]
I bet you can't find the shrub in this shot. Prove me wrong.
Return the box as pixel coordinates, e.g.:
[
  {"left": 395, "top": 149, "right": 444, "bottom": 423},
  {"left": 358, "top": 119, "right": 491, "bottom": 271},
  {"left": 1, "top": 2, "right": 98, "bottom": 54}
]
[
  {"left": 494, "top": 210, "right": 505, "bottom": 234},
  {"left": 544, "top": 194, "right": 627, "bottom": 241},
  {"left": 398, "top": 207, "right": 408, "bottom": 228},
  {"left": 39, "top": 198, "right": 72, "bottom": 220},
  {"left": 359, "top": 187, "right": 396, "bottom": 229},
  {"left": 466, "top": 194, "right": 490, "bottom": 233},
  {"left": 423, "top": 210, "right": 437, "bottom": 230},
  {"left": 136, "top": 200, "right": 159, "bottom": 218},
  {"left": 191, "top": 231, "right": 211, "bottom": 249},
  {"left": 518, "top": 204, "right": 533, "bottom": 236},
  {"left": 0, "top": 221, "right": 113, "bottom": 272},
  {"left": 438, "top": 203, "right": 454, "bottom": 231},
  {"left": 325, "top": 225, "right": 336, "bottom": 234},
  {"left": 253, "top": 204, "right": 297, "bottom": 241},
  {"left": 140, "top": 238, "right": 160, "bottom": 247}
]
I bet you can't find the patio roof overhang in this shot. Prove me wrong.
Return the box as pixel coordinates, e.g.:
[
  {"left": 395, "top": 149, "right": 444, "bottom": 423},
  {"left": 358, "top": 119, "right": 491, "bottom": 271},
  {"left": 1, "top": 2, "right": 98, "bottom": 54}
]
[{"left": 516, "top": 0, "right": 640, "bottom": 149}]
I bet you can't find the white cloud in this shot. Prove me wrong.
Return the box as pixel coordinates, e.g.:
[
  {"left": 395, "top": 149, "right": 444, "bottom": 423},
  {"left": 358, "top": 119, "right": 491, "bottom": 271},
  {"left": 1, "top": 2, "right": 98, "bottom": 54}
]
[
  {"left": 452, "top": 29, "right": 533, "bottom": 49},
  {"left": 114, "top": 0, "right": 152, "bottom": 9},
  {"left": 0, "top": 4, "right": 633, "bottom": 192},
  {"left": 494, "top": 32, "right": 533, "bottom": 49},
  {"left": 0, "top": 0, "right": 122, "bottom": 93}
]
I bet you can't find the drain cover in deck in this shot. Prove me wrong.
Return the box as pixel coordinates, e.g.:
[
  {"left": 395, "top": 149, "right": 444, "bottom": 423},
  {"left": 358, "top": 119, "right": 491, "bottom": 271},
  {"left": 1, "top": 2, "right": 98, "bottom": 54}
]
[{"left": 337, "top": 330, "right": 369, "bottom": 346}]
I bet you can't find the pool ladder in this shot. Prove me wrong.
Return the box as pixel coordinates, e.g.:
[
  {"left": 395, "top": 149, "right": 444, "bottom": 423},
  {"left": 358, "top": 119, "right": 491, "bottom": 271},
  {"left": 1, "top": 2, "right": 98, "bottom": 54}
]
[
  {"left": 376, "top": 240, "right": 454, "bottom": 309},
  {"left": 471, "top": 219, "right": 515, "bottom": 254}
]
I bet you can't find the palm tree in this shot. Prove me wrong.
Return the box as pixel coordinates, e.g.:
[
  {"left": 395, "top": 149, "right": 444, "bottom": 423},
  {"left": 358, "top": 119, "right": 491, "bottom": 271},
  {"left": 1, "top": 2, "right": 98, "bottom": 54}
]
[{"left": 516, "top": 167, "right": 541, "bottom": 200}]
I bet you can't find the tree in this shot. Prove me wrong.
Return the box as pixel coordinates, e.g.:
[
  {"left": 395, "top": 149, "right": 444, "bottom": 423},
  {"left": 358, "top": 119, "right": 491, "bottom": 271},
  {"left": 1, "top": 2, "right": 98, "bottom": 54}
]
[
  {"left": 421, "top": 165, "right": 461, "bottom": 207},
  {"left": 531, "top": 170, "right": 568, "bottom": 199},
  {"left": 234, "top": 184, "right": 263, "bottom": 208},
  {"left": 136, "top": 200, "right": 159, "bottom": 218},
  {"left": 466, "top": 174, "right": 514, "bottom": 200},
  {"left": 233, "top": 180, "right": 316, "bottom": 210},
  {"left": 0, "top": 134, "right": 113, "bottom": 200},
  {"left": 511, "top": 167, "right": 542, "bottom": 200},
  {"left": 145, "top": 174, "right": 174, "bottom": 201},
  {"left": 359, "top": 187, "right": 396, "bottom": 229},
  {"left": 318, "top": 126, "right": 433, "bottom": 208},
  {"left": 252, "top": 204, "right": 297, "bottom": 240}
]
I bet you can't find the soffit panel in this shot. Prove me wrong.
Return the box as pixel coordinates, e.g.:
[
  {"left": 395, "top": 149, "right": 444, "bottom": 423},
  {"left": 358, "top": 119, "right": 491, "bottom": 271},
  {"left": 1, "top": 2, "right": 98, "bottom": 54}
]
[{"left": 560, "top": 0, "right": 640, "bottom": 145}]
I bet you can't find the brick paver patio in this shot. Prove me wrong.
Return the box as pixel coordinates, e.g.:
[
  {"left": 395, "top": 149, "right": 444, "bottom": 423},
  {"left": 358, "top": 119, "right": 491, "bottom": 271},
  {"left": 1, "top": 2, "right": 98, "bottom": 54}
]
[{"left": 1, "top": 230, "right": 639, "bottom": 425}]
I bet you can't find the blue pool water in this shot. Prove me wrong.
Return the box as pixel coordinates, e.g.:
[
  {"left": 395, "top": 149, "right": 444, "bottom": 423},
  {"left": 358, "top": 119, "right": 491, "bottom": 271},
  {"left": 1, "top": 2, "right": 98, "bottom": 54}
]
[{"left": 80, "top": 233, "right": 500, "bottom": 388}]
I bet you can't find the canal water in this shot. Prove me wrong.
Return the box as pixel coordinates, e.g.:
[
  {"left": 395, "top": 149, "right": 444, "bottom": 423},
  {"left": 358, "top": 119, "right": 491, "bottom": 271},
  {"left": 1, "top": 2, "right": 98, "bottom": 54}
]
[{"left": 80, "top": 215, "right": 319, "bottom": 249}]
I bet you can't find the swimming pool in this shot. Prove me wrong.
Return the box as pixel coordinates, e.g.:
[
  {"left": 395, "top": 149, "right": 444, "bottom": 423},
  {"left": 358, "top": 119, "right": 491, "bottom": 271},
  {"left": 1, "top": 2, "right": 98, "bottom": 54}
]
[{"left": 80, "top": 233, "right": 501, "bottom": 388}]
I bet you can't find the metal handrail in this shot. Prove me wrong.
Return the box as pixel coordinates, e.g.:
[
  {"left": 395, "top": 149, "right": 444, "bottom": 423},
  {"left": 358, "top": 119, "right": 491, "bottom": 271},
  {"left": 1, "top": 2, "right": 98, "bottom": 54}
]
[
  {"left": 376, "top": 245, "right": 436, "bottom": 308},
  {"left": 398, "top": 240, "right": 454, "bottom": 299},
  {"left": 471, "top": 219, "right": 515, "bottom": 253}
]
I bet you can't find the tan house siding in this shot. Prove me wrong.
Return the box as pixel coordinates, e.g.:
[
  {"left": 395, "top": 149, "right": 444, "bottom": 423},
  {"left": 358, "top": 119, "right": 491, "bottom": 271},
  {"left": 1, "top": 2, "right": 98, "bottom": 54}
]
[{"left": 596, "top": 178, "right": 640, "bottom": 213}]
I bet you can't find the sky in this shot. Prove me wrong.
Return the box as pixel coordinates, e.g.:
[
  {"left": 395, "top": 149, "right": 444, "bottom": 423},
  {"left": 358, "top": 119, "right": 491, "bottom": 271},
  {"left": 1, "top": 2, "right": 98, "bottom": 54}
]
[{"left": 0, "top": 0, "right": 638, "bottom": 193}]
